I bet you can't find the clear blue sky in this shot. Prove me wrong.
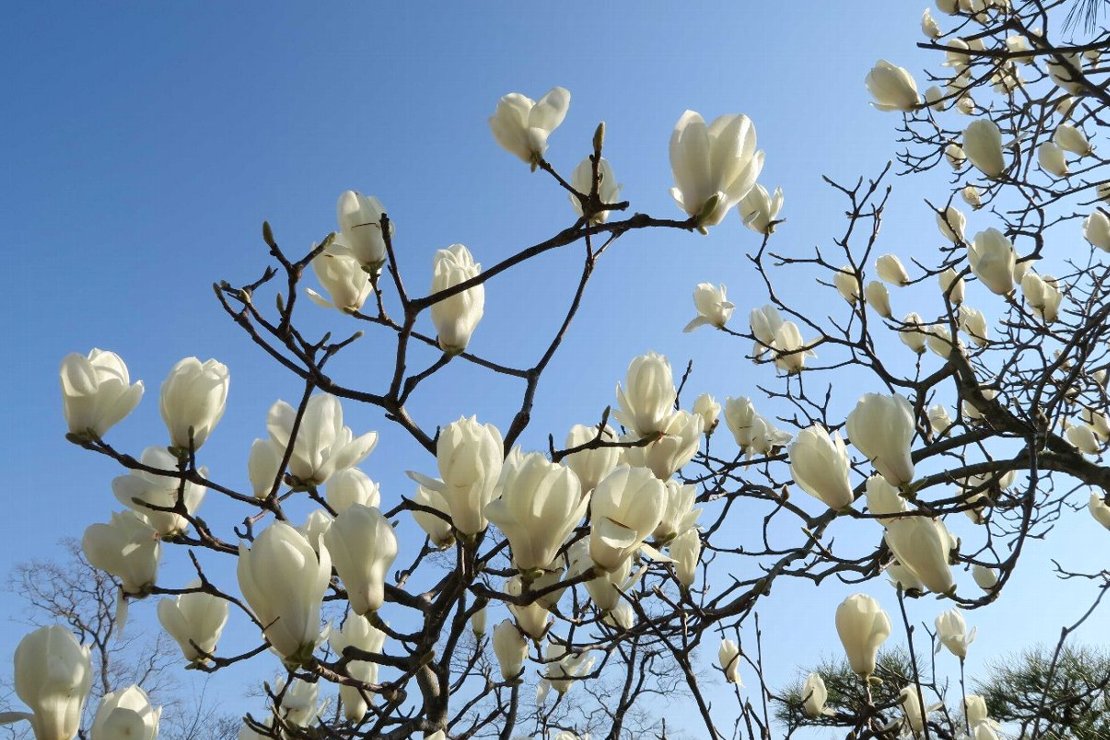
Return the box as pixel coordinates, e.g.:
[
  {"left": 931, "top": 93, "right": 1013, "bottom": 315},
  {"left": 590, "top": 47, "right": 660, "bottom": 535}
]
[{"left": 2, "top": 3, "right": 1106, "bottom": 736}]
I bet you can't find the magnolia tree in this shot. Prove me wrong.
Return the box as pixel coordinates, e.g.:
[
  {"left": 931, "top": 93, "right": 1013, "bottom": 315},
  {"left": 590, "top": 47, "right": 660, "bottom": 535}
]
[{"left": 5, "top": 0, "right": 1110, "bottom": 738}]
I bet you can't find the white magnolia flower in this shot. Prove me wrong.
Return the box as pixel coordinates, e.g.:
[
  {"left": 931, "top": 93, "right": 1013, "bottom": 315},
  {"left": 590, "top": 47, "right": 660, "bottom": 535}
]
[
  {"left": 267, "top": 394, "right": 378, "bottom": 487},
  {"left": 307, "top": 244, "right": 372, "bottom": 312},
  {"left": 683, "top": 283, "right": 734, "bottom": 332},
  {"left": 963, "top": 120, "right": 1006, "bottom": 178},
  {"left": 489, "top": 87, "right": 571, "bottom": 165},
  {"left": 738, "top": 183, "right": 784, "bottom": 235},
  {"left": 866, "top": 60, "right": 920, "bottom": 111},
  {"left": 429, "top": 243, "right": 485, "bottom": 355},
  {"left": 670, "top": 110, "right": 764, "bottom": 228},
  {"left": 570, "top": 156, "right": 620, "bottom": 224},
  {"left": 60, "top": 349, "right": 143, "bottom": 440},
  {"left": 876, "top": 254, "right": 911, "bottom": 286},
  {"left": 836, "top": 594, "right": 891, "bottom": 677},
  {"left": 336, "top": 191, "right": 390, "bottom": 272},
  {"left": 160, "top": 357, "right": 230, "bottom": 452},
  {"left": 865, "top": 280, "right": 892, "bottom": 318}
]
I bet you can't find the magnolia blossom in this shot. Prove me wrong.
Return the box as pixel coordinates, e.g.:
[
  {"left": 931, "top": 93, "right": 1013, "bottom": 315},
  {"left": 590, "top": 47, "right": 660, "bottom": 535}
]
[
  {"left": 959, "top": 305, "right": 990, "bottom": 347},
  {"left": 569, "top": 541, "right": 642, "bottom": 612},
  {"left": 939, "top": 267, "right": 966, "bottom": 304},
  {"left": 486, "top": 452, "right": 587, "bottom": 572},
  {"left": 421, "top": 416, "right": 504, "bottom": 536},
  {"left": 876, "top": 254, "right": 911, "bottom": 286},
  {"left": 1, "top": 626, "right": 92, "bottom": 740},
  {"left": 973, "top": 564, "right": 999, "bottom": 591},
  {"left": 926, "top": 324, "right": 960, "bottom": 359},
  {"left": 834, "top": 266, "right": 861, "bottom": 304},
  {"left": 835, "top": 594, "right": 891, "bottom": 677},
  {"left": 789, "top": 425, "right": 855, "bottom": 510},
  {"left": 669, "top": 527, "right": 701, "bottom": 588},
  {"left": 542, "top": 644, "right": 595, "bottom": 697},
  {"left": 719, "top": 639, "right": 742, "bottom": 684},
  {"left": 60, "top": 349, "right": 143, "bottom": 440},
  {"left": 306, "top": 246, "right": 372, "bottom": 313},
  {"left": 411, "top": 484, "right": 454, "bottom": 548},
  {"left": 336, "top": 191, "right": 390, "bottom": 272},
  {"left": 569, "top": 155, "right": 620, "bottom": 224},
  {"left": 329, "top": 614, "right": 386, "bottom": 722},
  {"left": 683, "top": 283, "right": 734, "bottom": 332},
  {"left": 846, "top": 393, "right": 916, "bottom": 487},
  {"left": 277, "top": 678, "right": 320, "bottom": 728},
  {"left": 1038, "top": 142, "right": 1069, "bottom": 178},
  {"left": 935, "top": 608, "right": 976, "bottom": 659},
  {"left": 670, "top": 110, "right": 764, "bottom": 228},
  {"left": 1054, "top": 123, "right": 1091, "bottom": 155},
  {"left": 738, "top": 183, "right": 784, "bottom": 235},
  {"left": 921, "top": 8, "right": 942, "bottom": 37},
  {"left": 267, "top": 394, "right": 378, "bottom": 487},
  {"left": 654, "top": 481, "right": 701, "bottom": 542},
  {"left": 929, "top": 404, "right": 953, "bottom": 436},
  {"left": 160, "top": 357, "right": 229, "bottom": 452},
  {"left": 899, "top": 686, "right": 930, "bottom": 736},
  {"left": 865, "top": 60, "right": 919, "bottom": 111},
  {"left": 749, "top": 304, "right": 785, "bottom": 358},
  {"left": 1021, "top": 272, "right": 1062, "bottom": 322},
  {"left": 898, "top": 313, "right": 928, "bottom": 354},
  {"left": 615, "top": 352, "right": 677, "bottom": 436},
  {"left": 563, "top": 424, "right": 622, "bottom": 493},
  {"left": 430, "top": 244, "right": 484, "bottom": 355},
  {"left": 157, "top": 581, "right": 229, "bottom": 664},
  {"left": 489, "top": 86, "right": 570, "bottom": 166},
  {"left": 90, "top": 685, "right": 160, "bottom": 740},
  {"left": 237, "top": 522, "right": 330, "bottom": 666},
  {"left": 866, "top": 475, "right": 907, "bottom": 525},
  {"left": 885, "top": 516, "right": 956, "bottom": 594},
  {"left": 692, "top": 393, "right": 721, "bottom": 434},
  {"left": 324, "top": 504, "right": 398, "bottom": 615},
  {"left": 770, "top": 320, "right": 814, "bottom": 373},
  {"left": 622, "top": 410, "right": 703, "bottom": 480},
  {"left": 969, "top": 228, "right": 1016, "bottom": 295},
  {"left": 966, "top": 694, "right": 991, "bottom": 729},
  {"left": 1084, "top": 210, "right": 1110, "bottom": 252},
  {"left": 945, "top": 143, "right": 966, "bottom": 169},
  {"left": 936, "top": 207, "right": 966, "bottom": 244},
  {"left": 471, "top": 606, "right": 487, "bottom": 636},
  {"left": 962, "top": 185, "right": 982, "bottom": 209},
  {"left": 504, "top": 575, "right": 552, "bottom": 640},
  {"left": 802, "top": 673, "right": 830, "bottom": 718},
  {"left": 82, "top": 511, "right": 160, "bottom": 596},
  {"left": 589, "top": 465, "right": 666, "bottom": 572},
  {"left": 963, "top": 119, "right": 1006, "bottom": 178},
  {"left": 724, "top": 396, "right": 792, "bottom": 458},
  {"left": 325, "top": 468, "right": 381, "bottom": 513},
  {"left": 492, "top": 621, "right": 528, "bottom": 681},
  {"left": 925, "top": 85, "right": 945, "bottom": 111},
  {"left": 112, "top": 446, "right": 206, "bottom": 536},
  {"left": 888, "top": 561, "right": 927, "bottom": 593},
  {"left": 1067, "top": 423, "right": 1101, "bottom": 455},
  {"left": 247, "top": 438, "right": 282, "bottom": 499},
  {"left": 865, "top": 280, "right": 892, "bottom": 318}
]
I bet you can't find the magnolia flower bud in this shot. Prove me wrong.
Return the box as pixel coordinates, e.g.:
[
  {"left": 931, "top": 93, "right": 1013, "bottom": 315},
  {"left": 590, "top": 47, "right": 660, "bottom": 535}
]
[
  {"left": 1081, "top": 407, "right": 1110, "bottom": 442},
  {"left": 789, "top": 425, "right": 855, "bottom": 510},
  {"left": 966, "top": 694, "right": 990, "bottom": 727},
  {"left": 570, "top": 156, "right": 620, "bottom": 224},
  {"left": 936, "top": 207, "right": 967, "bottom": 244},
  {"left": 749, "top": 305, "right": 785, "bottom": 358},
  {"left": 669, "top": 527, "right": 701, "bottom": 588},
  {"left": 835, "top": 594, "right": 891, "bottom": 677},
  {"left": 1054, "top": 123, "right": 1091, "bottom": 155},
  {"left": 247, "top": 438, "right": 282, "bottom": 499},
  {"left": 865, "top": 280, "right": 892, "bottom": 318},
  {"left": 719, "top": 639, "right": 742, "bottom": 684},
  {"left": 157, "top": 581, "right": 229, "bottom": 664},
  {"left": 505, "top": 576, "right": 551, "bottom": 640},
  {"left": 410, "top": 483, "right": 454, "bottom": 549},
  {"left": 969, "top": 228, "right": 1016, "bottom": 295},
  {"left": 884, "top": 516, "right": 956, "bottom": 594},
  {"left": 60, "top": 349, "right": 143, "bottom": 440},
  {"left": 958, "top": 305, "right": 990, "bottom": 347},
  {"left": 306, "top": 246, "right": 372, "bottom": 313},
  {"left": 963, "top": 120, "right": 1006, "bottom": 178},
  {"left": 1021, "top": 271, "right": 1062, "bottom": 322},
  {"left": 325, "top": 468, "right": 380, "bottom": 513},
  {"left": 939, "top": 267, "right": 966, "bottom": 304},
  {"left": 430, "top": 244, "right": 485, "bottom": 355},
  {"left": 82, "top": 511, "right": 160, "bottom": 596},
  {"left": 945, "top": 143, "right": 967, "bottom": 169},
  {"left": 935, "top": 608, "right": 975, "bottom": 659},
  {"left": 654, "top": 481, "right": 701, "bottom": 542},
  {"left": 846, "top": 393, "right": 916, "bottom": 487},
  {"left": 486, "top": 452, "right": 586, "bottom": 571},
  {"left": 563, "top": 424, "right": 621, "bottom": 493},
  {"left": 928, "top": 404, "right": 953, "bottom": 436},
  {"left": 972, "top": 564, "right": 998, "bottom": 591},
  {"left": 1084, "top": 211, "right": 1110, "bottom": 252},
  {"left": 834, "top": 266, "right": 861, "bottom": 304},
  {"left": 771, "top": 321, "right": 814, "bottom": 374},
  {"left": 961, "top": 185, "right": 982, "bottom": 209},
  {"left": 1006, "top": 34, "right": 1032, "bottom": 59},
  {"left": 865, "top": 60, "right": 920, "bottom": 111},
  {"left": 921, "top": 8, "right": 942, "bottom": 37},
  {"left": 492, "top": 621, "right": 528, "bottom": 681},
  {"left": 925, "top": 85, "right": 945, "bottom": 111},
  {"left": 898, "top": 313, "right": 928, "bottom": 354},
  {"left": 738, "top": 184, "right": 784, "bottom": 235},
  {"left": 615, "top": 352, "right": 677, "bottom": 436},
  {"left": 543, "top": 644, "right": 594, "bottom": 696},
  {"left": 684, "top": 283, "right": 734, "bottom": 332},
  {"left": 724, "top": 397, "right": 793, "bottom": 458},
  {"left": 589, "top": 465, "right": 666, "bottom": 572},
  {"left": 160, "top": 357, "right": 229, "bottom": 452},
  {"left": 802, "top": 673, "right": 829, "bottom": 718},
  {"left": 876, "top": 254, "right": 911, "bottom": 286},
  {"left": 336, "top": 191, "right": 390, "bottom": 273},
  {"left": 936, "top": 0, "right": 958, "bottom": 15},
  {"left": 91, "top": 685, "right": 160, "bottom": 740},
  {"left": 670, "top": 111, "right": 764, "bottom": 228},
  {"left": 237, "top": 522, "right": 330, "bottom": 666},
  {"left": 323, "top": 504, "right": 398, "bottom": 616},
  {"left": 692, "top": 394, "right": 721, "bottom": 434},
  {"left": 866, "top": 475, "right": 907, "bottom": 524},
  {"left": 888, "top": 561, "right": 926, "bottom": 593},
  {"left": 623, "top": 411, "right": 703, "bottom": 480},
  {"left": 943, "top": 37, "right": 970, "bottom": 68},
  {"left": 1, "top": 626, "right": 92, "bottom": 740},
  {"left": 329, "top": 614, "right": 385, "bottom": 722},
  {"left": 425, "top": 416, "right": 504, "bottom": 536},
  {"left": 570, "top": 541, "right": 639, "bottom": 612},
  {"left": 899, "top": 686, "right": 929, "bottom": 735},
  {"left": 926, "top": 324, "right": 960, "bottom": 359},
  {"left": 111, "top": 446, "right": 206, "bottom": 536},
  {"left": 489, "top": 87, "right": 571, "bottom": 166},
  {"left": 267, "top": 394, "right": 378, "bottom": 488},
  {"left": 1067, "top": 423, "right": 1101, "bottom": 455},
  {"left": 1038, "top": 141, "right": 1068, "bottom": 177}
]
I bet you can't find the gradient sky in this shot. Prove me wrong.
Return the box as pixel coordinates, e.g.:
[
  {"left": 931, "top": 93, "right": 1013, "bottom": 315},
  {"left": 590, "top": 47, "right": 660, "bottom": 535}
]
[{"left": 2, "top": 3, "right": 1107, "bottom": 737}]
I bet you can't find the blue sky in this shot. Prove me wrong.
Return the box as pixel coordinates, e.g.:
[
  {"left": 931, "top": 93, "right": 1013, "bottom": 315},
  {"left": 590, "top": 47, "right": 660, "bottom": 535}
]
[{"left": 2, "top": 2, "right": 1107, "bottom": 736}]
